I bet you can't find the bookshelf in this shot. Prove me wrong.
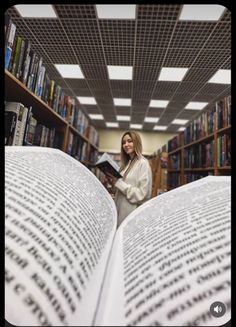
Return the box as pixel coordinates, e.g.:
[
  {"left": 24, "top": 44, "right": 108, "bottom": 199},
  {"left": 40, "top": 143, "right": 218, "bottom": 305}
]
[
  {"left": 149, "top": 148, "right": 168, "bottom": 197},
  {"left": 5, "top": 69, "right": 99, "bottom": 166},
  {"left": 167, "top": 96, "right": 231, "bottom": 190}
]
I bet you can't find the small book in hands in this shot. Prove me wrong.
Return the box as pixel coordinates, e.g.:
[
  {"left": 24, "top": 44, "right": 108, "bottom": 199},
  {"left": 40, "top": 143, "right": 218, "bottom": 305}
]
[{"left": 95, "top": 152, "right": 122, "bottom": 178}]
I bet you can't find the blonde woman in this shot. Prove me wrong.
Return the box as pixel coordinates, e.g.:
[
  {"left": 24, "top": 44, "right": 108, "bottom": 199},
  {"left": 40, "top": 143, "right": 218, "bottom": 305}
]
[{"left": 107, "top": 130, "right": 152, "bottom": 227}]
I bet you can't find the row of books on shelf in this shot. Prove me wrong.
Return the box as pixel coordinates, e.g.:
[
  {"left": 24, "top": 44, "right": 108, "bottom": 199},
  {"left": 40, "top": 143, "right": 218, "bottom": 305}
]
[
  {"left": 217, "top": 134, "right": 231, "bottom": 167},
  {"left": 184, "top": 141, "right": 215, "bottom": 169},
  {"left": 5, "top": 101, "right": 98, "bottom": 165},
  {"left": 5, "top": 101, "right": 63, "bottom": 148},
  {"left": 5, "top": 15, "right": 99, "bottom": 148},
  {"left": 167, "top": 172, "right": 214, "bottom": 189},
  {"left": 183, "top": 172, "right": 214, "bottom": 184},
  {"left": 167, "top": 173, "right": 181, "bottom": 189},
  {"left": 167, "top": 95, "right": 231, "bottom": 152},
  {"left": 5, "top": 23, "right": 63, "bottom": 112},
  {"left": 183, "top": 95, "right": 231, "bottom": 145},
  {"left": 167, "top": 134, "right": 181, "bottom": 152},
  {"left": 168, "top": 132, "right": 231, "bottom": 170},
  {"left": 70, "top": 106, "right": 99, "bottom": 147},
  {"left": 67, "top": 132, "right": 98, "bottom": 163}
]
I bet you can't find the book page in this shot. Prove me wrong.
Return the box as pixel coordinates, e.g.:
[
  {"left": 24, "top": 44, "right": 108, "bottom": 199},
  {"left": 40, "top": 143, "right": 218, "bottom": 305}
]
[
  {"left": 5, "top": 146, "right": 117, "bottom": 326},
  {"left": 95, "top": 176, "right": 231, "bottom": 326}
]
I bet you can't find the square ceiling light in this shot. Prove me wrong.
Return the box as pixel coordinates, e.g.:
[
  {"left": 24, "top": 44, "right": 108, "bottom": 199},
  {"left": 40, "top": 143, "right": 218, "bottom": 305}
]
[
  {"left": 96, "top": 5, "right": 136, "bottom": 19},
  {"left": 117, "top": 115, "right": 131, "bottom": 121},
  {"left": 55, "top": 64, "right": 84, "bottom": 78},
  {"left": 144, "top": 117, "right": 159, "bottom": 123},
  {"left": 158, "top": 67, "right": 189, "bottom": 82},
  {"left": 153, "top": 125, "right": 168, "bottom": 131},
  {"left": 114, "top": 98, "right": 131, "bottom": 106},
  {"left": 179, "top": 5, "right": 225, "bottom": 21},
  {"left": 108, "top": 65, "right": 133, "bottom": 80},
  {"left": 171, "top": 119, "right": 189, "bottom": 125},
  {"left": 106, "top": 122, "right": 119, "bottom": 128},
  {"left": 208, "top": 69, "right": 231, "bottom": 84},
  {"left": 130, "top": 124, "right": 142, "bottom": 129},
  {"left": 15, "top": 5, "right": 57, "bottom": 18},
  {"left": 89, "top": 114, "right": 104, "bottom": 120},
  {"left": 178, "top": 127, "right": 186, "bottom": 131},
  {"left": 149, "top": 100, "right": 169, "bottom": 108},
  {"left": 185, "top": 101, "right": 208, "bottom": 110},
  {"left": 77, "top": 97, "right": 97, "bottom": 105}
]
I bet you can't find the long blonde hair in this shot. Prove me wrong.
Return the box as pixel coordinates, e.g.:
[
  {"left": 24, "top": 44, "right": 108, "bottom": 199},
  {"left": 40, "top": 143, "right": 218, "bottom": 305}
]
[{"left": 120, "top": 130, "right": 143, "bottom": 171}]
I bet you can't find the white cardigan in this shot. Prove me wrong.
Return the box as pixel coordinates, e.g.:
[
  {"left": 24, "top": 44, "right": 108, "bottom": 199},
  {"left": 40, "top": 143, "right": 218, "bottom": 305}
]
[{"left": 114, "top": 156, "right": 152, "bottom": 227}]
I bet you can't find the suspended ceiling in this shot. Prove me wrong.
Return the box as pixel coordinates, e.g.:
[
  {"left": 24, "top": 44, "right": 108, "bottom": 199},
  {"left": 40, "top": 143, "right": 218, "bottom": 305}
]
[{"left": 5, "top": 4, "right": 231, "bottom": 132}]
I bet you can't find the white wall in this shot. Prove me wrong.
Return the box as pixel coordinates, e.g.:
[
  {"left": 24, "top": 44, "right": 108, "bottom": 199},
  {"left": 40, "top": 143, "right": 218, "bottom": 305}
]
[{"left": 98, "top": 129, "right": 177, "bottom": 155}]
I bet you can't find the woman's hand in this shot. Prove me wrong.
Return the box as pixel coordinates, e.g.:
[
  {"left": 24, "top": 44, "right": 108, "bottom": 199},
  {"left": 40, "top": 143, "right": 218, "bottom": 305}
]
[{"left": 106, "top": 173, "right": 118, "bottom": 187}]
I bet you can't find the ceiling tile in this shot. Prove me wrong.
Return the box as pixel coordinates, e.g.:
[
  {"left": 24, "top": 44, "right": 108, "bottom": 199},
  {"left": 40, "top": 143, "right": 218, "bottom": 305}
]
[{"left": 5, "top": 4, "right": 231, "bottom": 132}]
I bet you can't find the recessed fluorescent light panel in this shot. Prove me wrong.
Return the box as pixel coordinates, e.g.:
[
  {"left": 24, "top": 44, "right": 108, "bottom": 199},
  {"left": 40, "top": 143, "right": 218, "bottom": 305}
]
[
  {"left": 185, "top": 102, "right": 208, "bottom": 110},
  {"left": 114, "top": 98, "right": 131, "bottom": 106},
  {"left": 150, "top": 100, "right": 169, "bottom": 108},
  {"left": 208, "top": 69, "right": 231, "bottom": 84},
  {"left": 178, "top": 127, "right": 186, "bottom": 131},
  {"left": 117, "top": 115, "right": 131, "bottom": 121},
  {"left": 96, "top": 5, "right": 136, "bottom": 19},
  {"left": 144, "top": 117, "right": 159, "bottom": 123},
  {"left": 77, "top": 97, "right": 97, "bottom": 105},
  {"left": 159, "top": 67, "right": 189, "bottom": 82},
  {"left": 108, "top": 66, "right": 133, "bottom": 80},
  {"left": 153, "top": 125, "right": 168, "bottom": 131},
  {"left": 172, "top": 119, "right": 189, "bottom": 125},
  {"left": 179, "top": 5, "right": 225, "bottom": 21},
  {"left": 15, "top": 5, "right": 57, "bottom": 18},
  {"left": 55, "top": 64, "right": 84, "bottom": 79},
  {"left": 89, "top": 114, "right": 104, "bottom": 120},
  {"left": 130, "top": 124, "right": 142, "bottom": 129},
  {"left": 106, "top": 122, "right": 119, "bottom": 128}
]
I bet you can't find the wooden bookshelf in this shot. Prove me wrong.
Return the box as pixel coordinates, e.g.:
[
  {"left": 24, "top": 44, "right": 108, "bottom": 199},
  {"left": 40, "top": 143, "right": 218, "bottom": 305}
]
[
  {"left": 69, "top": 124, "right": 99, "bottom": 151},
  {"left": 149, "top": 151, "right": 168, "bottom": 197},
  {"left": 166, "top": 95, "right": 231, "bottom": 190},
  {"left": 5, "top": 70, "right": 99, "bottom": 164},
  {"left": 183, "top": 132, "right": 214, "bottom": 149},
  {"left": 5, "top": 70, "right": 66, "bottom": 128}
]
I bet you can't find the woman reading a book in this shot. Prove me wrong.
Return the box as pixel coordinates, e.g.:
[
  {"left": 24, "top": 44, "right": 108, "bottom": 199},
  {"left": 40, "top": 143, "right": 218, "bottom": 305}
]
[{"left": 107, "top": 130, "right": 152, "bottom": 227}]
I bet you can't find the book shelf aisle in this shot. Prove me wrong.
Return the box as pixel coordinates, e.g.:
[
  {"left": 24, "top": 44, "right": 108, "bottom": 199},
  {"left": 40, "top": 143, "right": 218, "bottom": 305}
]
[
  {"left": 5, "top": 17, "right": 99, "bottom": 171},
  {"left": 166, "top": 95, "right": 231, "bottom": 190}
]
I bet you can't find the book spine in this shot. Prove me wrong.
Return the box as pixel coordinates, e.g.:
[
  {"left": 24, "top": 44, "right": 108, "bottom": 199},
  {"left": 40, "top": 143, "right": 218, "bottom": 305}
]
[
  {"left": 30, "top": 54, "right": 39, "bottom": 92},
  {"left": 16, "top": 39, "right": 25, "bottom": 79},
  {"left": 26, "top": 51, "right": 36, "bottom": 89},
  {"left": 20, "top": 39, "right": 30, "bottom": 82},
  {"left": 5, "top": 102, "right": 23, "bottom": 145},
  {"left": 22, "top": 53, "right": 31, "bottom": 85},
  {"left": 49, "top": 80, "right": 55, "bottom": 108},
  {"left": 5, "top": 22, "right": 16, "bottom": 70},
  {"left": 25, "top": 117, "right": 37, "bottom": 145},
  {"left": 13, "top": 105, "right": 28, "bottom": 146},
  {"left": 23, "top": 106, "right": 32, "bottom": 145},
  {"left": 5, "top": 111, "right": 18, "bottom": 145},
  {"left": 34, "top": 56, "right": 43, "bottom": 94},
  {"left": 5, "top": 47, "right": 12, "bottom": 71},
  {"left": 37, "top": 66, "right": 46, "bottom": 98},
  {"left": 11, "top": 36, "right": 22, "bottom": 76},
  {"left": 33, "top": 124, "right": 44, "bottom": 146}
]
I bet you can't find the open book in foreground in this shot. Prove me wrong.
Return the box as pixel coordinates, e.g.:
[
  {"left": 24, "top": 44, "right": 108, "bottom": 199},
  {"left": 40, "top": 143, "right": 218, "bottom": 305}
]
[
  {"left": 95, "top": 152, "right": 122, "bottom": 178},
  {"left": 5, "top": 147, "right": 231, "bottom": 326}
]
